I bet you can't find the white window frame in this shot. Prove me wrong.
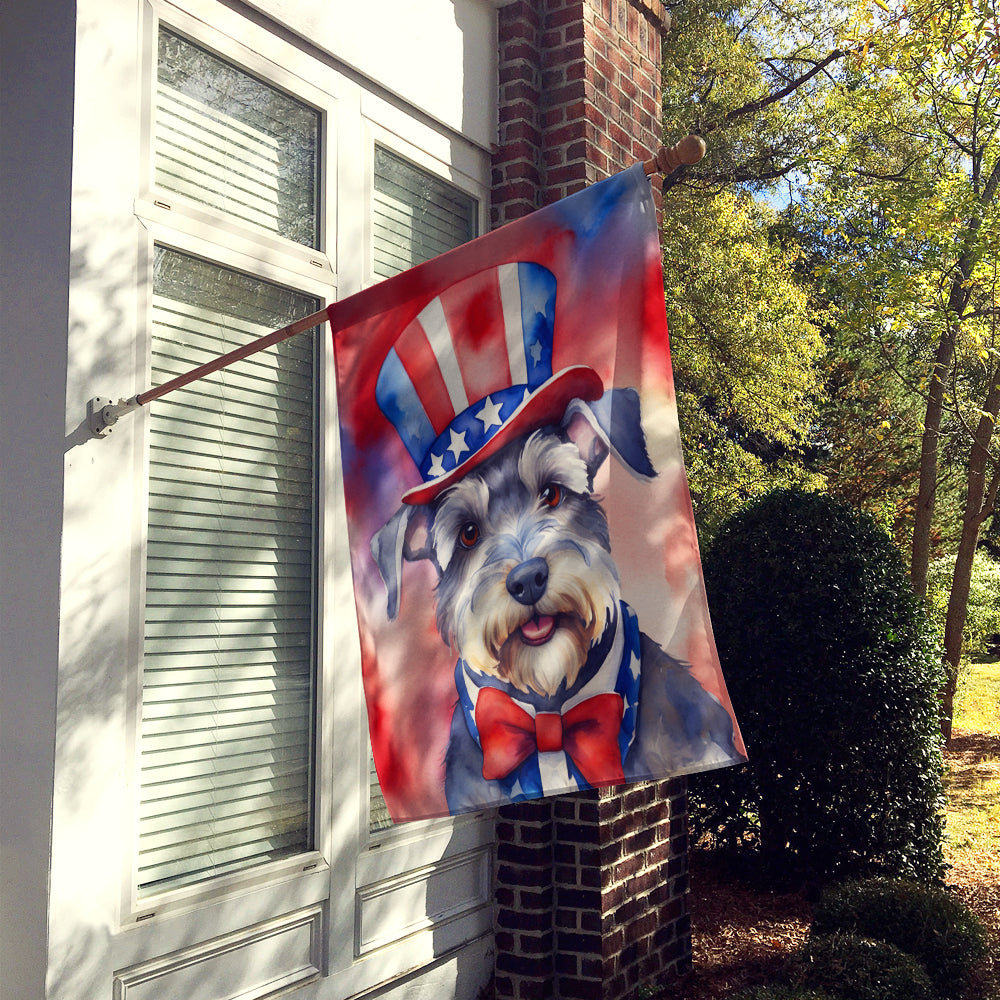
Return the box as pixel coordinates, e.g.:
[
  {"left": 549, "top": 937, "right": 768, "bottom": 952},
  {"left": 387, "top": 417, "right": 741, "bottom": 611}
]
[
  {"left": 111, "top": 1, "right": 496, "bottom": 992},
  {"left": 135, "top": 0, "right": 338, "bottom": 280},
  {"left": 123, "top": 225, "right": 338, "bottom": 924},
  {"left": 324, "top": 97, "right": 496, "bottom": 999},
  {"left": 123, "top": 0, "right": 340, "bottom": 931},
  {"left": 361, "top": 115, "right": 489, "bottom": 292}
]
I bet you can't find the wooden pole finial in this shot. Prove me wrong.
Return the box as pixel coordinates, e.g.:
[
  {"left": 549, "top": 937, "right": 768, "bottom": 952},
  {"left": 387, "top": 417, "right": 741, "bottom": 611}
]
[{"left": 643, "top": 135, "right": 707, "bottom": 176}]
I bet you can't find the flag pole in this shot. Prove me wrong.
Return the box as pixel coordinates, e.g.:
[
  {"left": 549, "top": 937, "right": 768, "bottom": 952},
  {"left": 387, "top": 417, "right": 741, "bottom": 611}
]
[
  {"left": 88, "top": 136, "right": 705, "bottom": 438},
  {"left": 87, "top": 307, "right": 329, "bottom": 437}
]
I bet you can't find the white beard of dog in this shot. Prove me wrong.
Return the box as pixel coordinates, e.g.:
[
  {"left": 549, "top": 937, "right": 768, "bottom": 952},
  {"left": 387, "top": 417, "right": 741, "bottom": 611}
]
[{"left": 431, "top": 430, "right": 621, "bottom": 697}]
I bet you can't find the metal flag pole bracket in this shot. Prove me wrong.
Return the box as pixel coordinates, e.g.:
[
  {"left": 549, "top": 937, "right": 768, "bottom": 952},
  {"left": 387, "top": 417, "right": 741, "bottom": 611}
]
[
  {"left": 85, "top": 138, "right": 704, "bottom": 440},
  {"left": 88, "top": 395, "right": 142, "bottom": 438}
]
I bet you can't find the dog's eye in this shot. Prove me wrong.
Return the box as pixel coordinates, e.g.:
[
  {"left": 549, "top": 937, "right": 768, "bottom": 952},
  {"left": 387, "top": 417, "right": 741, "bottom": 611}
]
[
  {"left": 458, "top": 521, "right": 480, "bottom": 549},
  {"left": 540, "top": 483, "right": 563, "bottom": 508}
]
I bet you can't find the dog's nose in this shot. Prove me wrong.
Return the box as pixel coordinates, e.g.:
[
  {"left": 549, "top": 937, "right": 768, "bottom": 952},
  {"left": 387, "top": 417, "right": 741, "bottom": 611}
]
[{"left": 506, "top": 557, "right": 549, "bottom": 605}]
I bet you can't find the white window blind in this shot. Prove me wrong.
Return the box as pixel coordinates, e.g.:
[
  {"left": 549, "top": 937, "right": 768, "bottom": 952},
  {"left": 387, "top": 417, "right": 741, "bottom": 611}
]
[
  {"left": 372, "top": 146, "right": 477, "bottom": 280},
  {"left": 138, "top": 25, "right": 323, "bottom": 897},
  {"left": 138, "top": 248, "right": 319, "bottom": 896},
  {"left": 368, "top": 147, "right": 477, "bottom": 831},
  {"left": 156, "top": 28, "right": 320, "bottom": 248}
]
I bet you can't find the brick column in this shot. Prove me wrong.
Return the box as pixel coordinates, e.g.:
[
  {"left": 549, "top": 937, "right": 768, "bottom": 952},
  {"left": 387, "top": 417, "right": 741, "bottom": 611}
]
[
  {"left": 495, "top": 800, "right": 556, "bottom": 999},
  {"left": 552, "top": 783, "right": 691, "bottom": 997},
  {"left": 493, "top": 0, "right": 545, "bottom": 227},
  {"left": 494, "top": 782, "right": 691, "bottom": 1000},
  {"left": 491, "top": 7, "right": 691, "bottom": 999},
  {"left": 492, "top": 0, "right": 668, "bottom": 227}
]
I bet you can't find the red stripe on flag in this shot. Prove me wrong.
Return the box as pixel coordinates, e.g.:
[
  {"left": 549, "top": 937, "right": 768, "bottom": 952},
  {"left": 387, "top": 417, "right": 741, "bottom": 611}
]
[
  {"left": 439, "top": 268, "right": 512, "bottom": 405},
  {"left": 394, "top": 318, "right": 457, "bottom": 436}
]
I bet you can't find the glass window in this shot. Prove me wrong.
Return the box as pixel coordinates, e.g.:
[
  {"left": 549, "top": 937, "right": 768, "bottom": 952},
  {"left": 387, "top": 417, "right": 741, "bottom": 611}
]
[
  {"left": 156, "top": 27, "right": 320, "bottom": 248},
  {"left": 138, "top": 247, "right": 319, "bottom": 895},
  {"left": 372, "top": 146, "right": 477, "bottom": 278},
  {"left": 368, "top": 147, "right": 478, "bottom": 832}
]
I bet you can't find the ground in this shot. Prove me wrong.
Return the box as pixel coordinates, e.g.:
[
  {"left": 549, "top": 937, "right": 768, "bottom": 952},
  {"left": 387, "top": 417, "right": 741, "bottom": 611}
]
[
  {"left": 670, "top": 849, "right": 814, "bottom": 999},
  {"left": 943, "top": 727, "right": 1000, "bottom": 1000},
  {"left": 668, "top": 726, "right": 1000, "bottom": 999}
]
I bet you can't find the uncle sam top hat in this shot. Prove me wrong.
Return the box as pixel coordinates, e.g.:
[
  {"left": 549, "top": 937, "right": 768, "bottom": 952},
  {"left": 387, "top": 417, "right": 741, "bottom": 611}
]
[{"left": 376, "top": 262, "right": 605, "bottom": 505}]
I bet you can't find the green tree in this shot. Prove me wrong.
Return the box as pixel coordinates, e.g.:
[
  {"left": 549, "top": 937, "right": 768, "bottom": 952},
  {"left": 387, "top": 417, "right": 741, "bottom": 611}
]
[
  {"left": 662, "top": 188, "right": 826, "bottom": 538},
  {"left": 782, "top": 206, "right": 968, "bottom": 550},
  {"left": 927, "top": 548, "right": 1000, "bottom": 658},
  {"left": 659, "top": 1, "right": 846, "bottom": 538},
  {"left": 801, "top": 0, "right": 1000, "bottom": 735},
  {"left": 661, "top": 0, "right": 853, "bottom": 195},
  {"left": 659, "top": 0, "right": 999, "bottom": 737}
]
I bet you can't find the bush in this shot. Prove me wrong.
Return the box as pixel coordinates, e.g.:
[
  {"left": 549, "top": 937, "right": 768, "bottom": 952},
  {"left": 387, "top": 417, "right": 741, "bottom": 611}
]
[
  {"left": 731, "top": 987, "right": 837, "bottom": 1000},
  {"left": 692, "top": 489, "right": 946, "bottom": 882},
  {"left": 791, "top": 933, "right": 934, "bottom": 1000},
  {"left": 811, "top": 878, "right": 988, "bottom": 998}
]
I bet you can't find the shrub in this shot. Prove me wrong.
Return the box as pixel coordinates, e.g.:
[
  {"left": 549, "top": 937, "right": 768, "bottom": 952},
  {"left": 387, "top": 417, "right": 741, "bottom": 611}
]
[
  {"left": 692, "top": 489, "right": 946, "bottom": 882},
  {"left": 811, "top": 878, "right": 988, "bottom": 999},
  {"left": 791, "top": 933, "right": 934, "bottom": 1000},
  {"left": 731, "top": 987, "right": 837, "bottom": 1000}
]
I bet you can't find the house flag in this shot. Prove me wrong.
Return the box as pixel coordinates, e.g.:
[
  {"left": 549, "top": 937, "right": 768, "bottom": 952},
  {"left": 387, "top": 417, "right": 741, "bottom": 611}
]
[{"left": 329, "top": 164, "right": 747, "bottom": 822}]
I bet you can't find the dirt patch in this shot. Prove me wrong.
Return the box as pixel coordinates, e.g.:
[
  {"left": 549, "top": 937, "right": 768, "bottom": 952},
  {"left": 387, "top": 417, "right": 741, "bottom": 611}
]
[
  {"left": 671, "top": 850, "right": 814, "bottom": 999},
  {"left": 948, "top": 731, "right": 1000, "bottom": 760},
  {"left": 947, "top": 859, "right": 1000, "bottom": 1000}
]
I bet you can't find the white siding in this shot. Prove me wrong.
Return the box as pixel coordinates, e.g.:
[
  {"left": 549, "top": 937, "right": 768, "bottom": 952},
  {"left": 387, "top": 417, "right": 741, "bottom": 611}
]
[
  {"left": 0, "top": 0, "right": 75, "bottom": 993},
  {"left": 242, "top": 0, "right": 498, "bottom": 152}
]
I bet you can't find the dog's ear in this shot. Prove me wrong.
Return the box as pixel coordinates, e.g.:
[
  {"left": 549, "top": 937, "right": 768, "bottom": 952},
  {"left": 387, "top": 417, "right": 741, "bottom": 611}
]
[
  {"left": 370, "top": 503, "right": 436, "bottom": 620},
  {"left": 564, "top": 408, "right": 610, "bottom": 483},
  {"left": 563, "top": 388, "right": 656, "bottom": 482}
]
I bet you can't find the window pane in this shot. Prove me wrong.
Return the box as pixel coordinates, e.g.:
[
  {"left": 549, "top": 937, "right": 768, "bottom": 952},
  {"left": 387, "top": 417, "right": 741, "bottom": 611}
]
[
  {"left": 138, "top": 247, "right": 318, "bottom": 895},
  {"left": 373, "top": 146, "right": 477, "bottom": 279},
  {"left": 369, "top": 149, "right": 478, "bottom": 831},
  {"left": 156, "top": 28, "right": 320, "bottom": 248}
]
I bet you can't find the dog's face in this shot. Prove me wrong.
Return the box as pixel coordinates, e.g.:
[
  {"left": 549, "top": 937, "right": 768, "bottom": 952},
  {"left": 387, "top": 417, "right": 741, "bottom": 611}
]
[
  {"left": 430, "top": 428, "right": 620, "bottom": 696},
  {"left": 371, "top": 388, "right": 655, "bottom": 696}
]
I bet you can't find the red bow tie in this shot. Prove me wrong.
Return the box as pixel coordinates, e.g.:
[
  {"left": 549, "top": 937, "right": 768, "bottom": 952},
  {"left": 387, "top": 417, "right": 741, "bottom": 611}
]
[{"left": 475, "top": 687, "right": 626, "bottom": 788}]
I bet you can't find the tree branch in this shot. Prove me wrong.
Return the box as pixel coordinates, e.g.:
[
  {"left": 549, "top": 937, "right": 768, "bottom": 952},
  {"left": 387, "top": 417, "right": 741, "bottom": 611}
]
[
  {"left": 704, "top": 49, "right": 847, "bottom": 133},
  {"left": 663, "top": 160, "right": 802, "bottom": 193},
  {"left": 852, "top": 164, "right": 919, "bottom": 183}
]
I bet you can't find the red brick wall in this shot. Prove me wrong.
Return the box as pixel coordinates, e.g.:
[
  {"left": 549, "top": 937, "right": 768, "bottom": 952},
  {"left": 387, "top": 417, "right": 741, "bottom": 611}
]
[
  {"left": 495, "top": 799, "right": 556, "bottom": 997},
  {"left": 494, "top": 781, "right": 691, "bottom": 1000},
  {"left": 492, "top": 0, "right": 667, "bottom": 228},
  {"left": 490, "top": 6, "right": 690, "bottom": 996}
]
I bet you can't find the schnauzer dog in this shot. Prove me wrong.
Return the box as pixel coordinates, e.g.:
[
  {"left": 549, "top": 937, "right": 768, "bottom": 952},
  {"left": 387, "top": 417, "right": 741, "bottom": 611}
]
[{"left": 372, "top": 389, "right": 740, "bottom": 814}]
